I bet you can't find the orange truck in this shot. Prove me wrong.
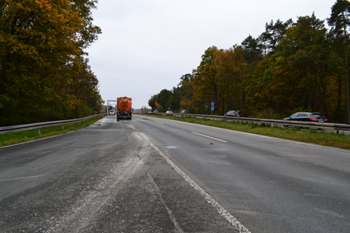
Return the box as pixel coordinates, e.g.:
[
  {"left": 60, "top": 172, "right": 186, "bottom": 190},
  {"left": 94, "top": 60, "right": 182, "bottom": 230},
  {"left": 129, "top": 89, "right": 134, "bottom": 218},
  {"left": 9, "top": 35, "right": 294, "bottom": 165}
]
[{"left": 117, "top": 97, "right": 132, "bottom": 121}]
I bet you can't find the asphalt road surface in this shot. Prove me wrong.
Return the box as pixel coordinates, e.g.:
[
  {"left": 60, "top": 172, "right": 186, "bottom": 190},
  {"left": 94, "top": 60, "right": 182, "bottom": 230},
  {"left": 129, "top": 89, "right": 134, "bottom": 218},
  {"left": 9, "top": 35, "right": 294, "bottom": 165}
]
[{"left": 1, "top": 115, "right": 349, "bottom": 232}]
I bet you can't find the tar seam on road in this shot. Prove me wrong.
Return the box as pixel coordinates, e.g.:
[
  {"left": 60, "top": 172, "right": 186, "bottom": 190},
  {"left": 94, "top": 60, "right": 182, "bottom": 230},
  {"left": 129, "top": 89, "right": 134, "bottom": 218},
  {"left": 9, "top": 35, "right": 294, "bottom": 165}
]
[
  {"left": 147, "top": 172, "right": 185, "bottom": 233},
  {"left": 119, "top": 121, "right": 144, "bottom": 161},
  {"left": 148, "top": 140, "right": 251, "bottom": 233},
  {"left": 119, "top": 121, "right": 134, "bottom": 143},
  {"left": 0, "top": 174, "right": 46, "bottom": 181},
  {"left": 192, "top": 132, "right": 228, "bottom": 143}
]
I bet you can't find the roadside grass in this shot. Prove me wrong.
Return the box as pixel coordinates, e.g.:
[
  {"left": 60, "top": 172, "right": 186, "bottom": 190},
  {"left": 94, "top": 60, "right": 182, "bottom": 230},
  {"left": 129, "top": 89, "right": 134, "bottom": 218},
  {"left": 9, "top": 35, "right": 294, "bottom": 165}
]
[
  {"left": 147, "top": 114, "right": 350, "bottom": 150},
  {"left": 0, "top": 116, "right": 104, "bottom": 147}
]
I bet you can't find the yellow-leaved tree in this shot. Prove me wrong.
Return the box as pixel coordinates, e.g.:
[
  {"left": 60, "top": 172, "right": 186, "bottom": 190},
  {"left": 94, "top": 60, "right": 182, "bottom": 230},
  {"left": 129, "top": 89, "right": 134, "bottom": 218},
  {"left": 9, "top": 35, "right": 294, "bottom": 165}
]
[{"left": 0, "top": 0, "right": 101, "bottom": 126}]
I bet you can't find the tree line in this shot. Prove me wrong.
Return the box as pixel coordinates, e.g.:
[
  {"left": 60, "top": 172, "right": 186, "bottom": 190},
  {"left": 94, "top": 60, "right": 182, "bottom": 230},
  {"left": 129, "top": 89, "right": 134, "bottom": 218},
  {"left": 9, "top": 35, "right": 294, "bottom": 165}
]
[
  {"left": 149, "top": 0, "right": 350, "bottom": 123},
  {"left": 0, "top": 0, "right": 103, "bottom": 126}
]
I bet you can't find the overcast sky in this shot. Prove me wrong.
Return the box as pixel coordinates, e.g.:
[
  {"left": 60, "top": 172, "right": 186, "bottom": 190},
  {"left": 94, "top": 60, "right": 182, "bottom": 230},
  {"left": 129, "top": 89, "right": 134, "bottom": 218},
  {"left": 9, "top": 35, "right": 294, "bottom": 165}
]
[{"left": 86, "top": 0, "right": 336, "bottom": 109}]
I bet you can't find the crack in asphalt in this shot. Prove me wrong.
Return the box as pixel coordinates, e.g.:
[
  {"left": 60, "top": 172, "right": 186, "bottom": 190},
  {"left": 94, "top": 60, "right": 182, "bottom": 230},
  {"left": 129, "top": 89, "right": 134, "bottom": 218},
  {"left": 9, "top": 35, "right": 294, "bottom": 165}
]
[{"left": 147, "top": 172, "right": 185, "bottom": 233}]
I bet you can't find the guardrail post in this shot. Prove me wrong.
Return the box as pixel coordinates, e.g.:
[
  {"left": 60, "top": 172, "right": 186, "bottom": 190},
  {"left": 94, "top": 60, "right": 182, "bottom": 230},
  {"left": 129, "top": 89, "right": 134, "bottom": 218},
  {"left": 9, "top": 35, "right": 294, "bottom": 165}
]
[
  {"left": 38, "top": 128, "right": 41, "bottom": 135},
  {"left": 62, "top": 125, "right": 64, "bottom": 130}
]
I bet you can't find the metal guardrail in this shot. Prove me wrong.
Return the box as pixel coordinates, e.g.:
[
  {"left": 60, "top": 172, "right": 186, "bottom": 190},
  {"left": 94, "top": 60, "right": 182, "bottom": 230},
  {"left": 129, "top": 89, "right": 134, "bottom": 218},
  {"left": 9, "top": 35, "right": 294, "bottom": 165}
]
[
  {"left": 146, "top": 113, "right": 350, "bottom": 134},
  {"left": 0, "top": 114, "right": 106, "bottom": 135},
  {"left": 4, "top": 112, "right": 347, "bottom": 135}
]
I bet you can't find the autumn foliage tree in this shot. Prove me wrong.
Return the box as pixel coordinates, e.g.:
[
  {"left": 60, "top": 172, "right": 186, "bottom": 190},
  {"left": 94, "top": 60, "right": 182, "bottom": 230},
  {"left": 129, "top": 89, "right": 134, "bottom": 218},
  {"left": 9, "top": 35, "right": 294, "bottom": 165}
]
[
  {"left": 328, "top": 0, "right": 350, "bottom": 123},
  {"left": 0, "top": 0, "right": 102, "bottom": 126},
  {"left": 149, "top": 0, "right": 350, "bottom": 123}
]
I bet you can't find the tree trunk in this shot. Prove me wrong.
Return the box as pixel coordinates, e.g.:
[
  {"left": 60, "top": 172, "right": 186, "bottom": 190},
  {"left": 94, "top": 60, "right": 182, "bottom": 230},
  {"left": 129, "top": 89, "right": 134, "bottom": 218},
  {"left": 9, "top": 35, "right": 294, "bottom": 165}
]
[
  {"left": 343, "top": 11, "right": 350, "bottom": 124},
  {"left": 337, "top": 74, "right": 342, "bottom": 123},
  {"left": 344, "top": 45, "right": 349, "bottom": 123}
]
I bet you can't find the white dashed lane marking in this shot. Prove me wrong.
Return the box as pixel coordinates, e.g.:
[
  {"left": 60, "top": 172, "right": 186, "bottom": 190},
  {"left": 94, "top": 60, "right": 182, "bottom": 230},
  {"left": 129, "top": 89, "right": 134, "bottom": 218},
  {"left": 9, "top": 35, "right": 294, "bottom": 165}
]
[{"left": 192, "top": 132, "right": 227, "bottom": 143}]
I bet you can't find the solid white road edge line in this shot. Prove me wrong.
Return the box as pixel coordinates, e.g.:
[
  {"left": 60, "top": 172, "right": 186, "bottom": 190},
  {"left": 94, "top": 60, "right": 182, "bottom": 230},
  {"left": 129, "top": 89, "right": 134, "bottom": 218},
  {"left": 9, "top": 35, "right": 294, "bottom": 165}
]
[
  {"left": 150, "top": 143, "right": 251, "bottom": 233},
  {"left": 192, "top": 132, "right": 227, "bottom": 143}
]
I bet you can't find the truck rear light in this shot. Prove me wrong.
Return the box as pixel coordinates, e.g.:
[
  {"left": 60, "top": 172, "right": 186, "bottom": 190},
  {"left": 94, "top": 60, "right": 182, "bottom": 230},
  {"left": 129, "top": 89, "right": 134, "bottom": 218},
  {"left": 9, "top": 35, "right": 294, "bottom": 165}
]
[
  {"left": 232, "top": 114, "right": 235, "bottom": 116},
  {"left": 310, "top": 118, "right": 317, "bottom": 121}
]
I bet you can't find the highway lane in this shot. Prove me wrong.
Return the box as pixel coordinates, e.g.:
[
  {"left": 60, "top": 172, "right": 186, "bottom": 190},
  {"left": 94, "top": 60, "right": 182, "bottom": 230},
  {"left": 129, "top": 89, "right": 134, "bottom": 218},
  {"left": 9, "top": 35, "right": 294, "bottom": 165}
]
[
  {"left": 1, "top": 114, "right": 349, "bottom": 232},
  {"left": 0, "top": 116, "right": 239, "bottom": 232},
  {"left": 131, "top": 115, "right": 350, "bottom": 233}
]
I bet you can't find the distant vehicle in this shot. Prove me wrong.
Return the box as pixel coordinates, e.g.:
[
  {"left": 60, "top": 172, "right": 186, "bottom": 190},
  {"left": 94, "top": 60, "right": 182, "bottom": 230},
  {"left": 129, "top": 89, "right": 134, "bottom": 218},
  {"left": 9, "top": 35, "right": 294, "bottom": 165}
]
[
  {"left": 109, "top": 110, "right": 115, "bottom": 115},
  {"left": 117, "top": 97, "right": 132, "bottom": 121},
  {"left": 224, "top": 110, "right": 242, "bottom": 117},
  {"left": 180, "top": 110, "right": 190, "bottom": 114},
  {"left": 153, "top": 109, "right": 159, "bottom": 113},
  {"left": 283, "top": 112, "right": 328, "bottom": 123},
  {"left": 165, "top": 110, "right": 173, "bottom": 115}
]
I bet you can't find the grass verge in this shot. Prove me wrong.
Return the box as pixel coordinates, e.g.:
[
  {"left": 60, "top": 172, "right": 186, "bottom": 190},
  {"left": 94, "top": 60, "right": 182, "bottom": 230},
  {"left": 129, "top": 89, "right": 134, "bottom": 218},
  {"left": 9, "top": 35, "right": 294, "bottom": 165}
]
[
  {"left": 147, "top": 114, "right": 350, "bottom": 150},
  {"left": 0, "top": 116, "right": 104, "bottom": 147}
]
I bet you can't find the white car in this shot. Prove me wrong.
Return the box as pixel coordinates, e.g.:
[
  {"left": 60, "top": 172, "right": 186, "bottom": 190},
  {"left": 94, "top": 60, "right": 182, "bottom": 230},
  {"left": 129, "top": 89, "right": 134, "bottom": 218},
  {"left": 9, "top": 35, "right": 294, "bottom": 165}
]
[{"left": 109, "top": 110, "right": 115, "bottom": 115}]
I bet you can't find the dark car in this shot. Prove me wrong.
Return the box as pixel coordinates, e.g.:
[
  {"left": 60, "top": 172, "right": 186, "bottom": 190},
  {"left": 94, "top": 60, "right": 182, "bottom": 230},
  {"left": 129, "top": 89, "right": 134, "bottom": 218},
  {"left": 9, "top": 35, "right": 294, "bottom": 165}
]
[
  {"left": 283, "top": 112, "right": 328, "bottom": 123},
  {"left": 224, "top": 110, "right": 242, "bottom": 117},
  {"left": 180, "top": 110, "right": 190, "bottom": 114}
]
